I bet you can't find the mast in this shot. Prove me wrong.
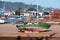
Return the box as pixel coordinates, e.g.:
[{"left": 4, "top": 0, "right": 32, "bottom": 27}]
[{"left": 37, "top": 0, "right": 39, "bottom": 23}]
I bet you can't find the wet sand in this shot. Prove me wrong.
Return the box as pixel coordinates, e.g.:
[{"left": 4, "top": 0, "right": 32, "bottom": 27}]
[{"left": 49, "top": 25, "right": 60, "bottom": 38}]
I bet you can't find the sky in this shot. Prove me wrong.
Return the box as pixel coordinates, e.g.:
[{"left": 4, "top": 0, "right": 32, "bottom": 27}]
[{"left": 1, "top": 0, "right": 60, "bottom": 9}]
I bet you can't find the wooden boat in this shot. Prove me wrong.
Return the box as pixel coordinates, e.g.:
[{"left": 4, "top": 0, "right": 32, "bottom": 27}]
[{"left": 16, "top": 23, "right": 51, "bottom": 32}]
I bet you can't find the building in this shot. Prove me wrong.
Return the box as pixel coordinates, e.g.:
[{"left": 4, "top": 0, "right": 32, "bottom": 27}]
[{"left": 3, "top": 10, "right": 15, "bottom": 16}]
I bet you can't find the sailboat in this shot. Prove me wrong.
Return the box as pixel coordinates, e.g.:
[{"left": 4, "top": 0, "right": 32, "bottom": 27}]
[{"left": 16, "top": 0, "right": 51, "bottom": 32}]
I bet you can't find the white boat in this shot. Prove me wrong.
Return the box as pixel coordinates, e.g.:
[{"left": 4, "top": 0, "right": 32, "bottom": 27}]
[{"left": 0, "top": 19, "right": 5, "bottom": 23}]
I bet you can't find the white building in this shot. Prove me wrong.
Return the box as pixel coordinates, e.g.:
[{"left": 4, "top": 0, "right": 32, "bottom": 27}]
[
  {"left": 28, "top": 11, "right": 37, "bottom": 16},
  {"left": 24, "top": 13, "right": 30, "bottom": 16},
  {"left": 39, "top": 12, "right": 43, "bottom": 17},
  {"left": 4, "top": 12, "right": 11, "bottom": 16},
  {"left": 3, "top": 10, "right": 15, "bottom": 16}
]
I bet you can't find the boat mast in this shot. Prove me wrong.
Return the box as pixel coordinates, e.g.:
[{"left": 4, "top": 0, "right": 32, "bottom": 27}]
[{"left": 37, "top": 0, "right": 39, "bottom": 23}]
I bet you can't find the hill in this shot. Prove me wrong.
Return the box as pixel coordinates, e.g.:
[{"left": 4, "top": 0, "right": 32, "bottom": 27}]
[{"left": 0, "top": 1, "right": 55, "bottom": 11}]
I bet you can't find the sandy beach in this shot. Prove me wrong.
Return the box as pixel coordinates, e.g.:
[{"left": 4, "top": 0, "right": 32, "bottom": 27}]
[{"left": 0, "top": 23, "right": 60, "bottom": 40}]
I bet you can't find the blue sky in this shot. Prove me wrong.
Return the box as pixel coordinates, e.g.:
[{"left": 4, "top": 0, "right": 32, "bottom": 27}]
[{"left": 1, "top": 0, "right": 60, "bottom": 9}]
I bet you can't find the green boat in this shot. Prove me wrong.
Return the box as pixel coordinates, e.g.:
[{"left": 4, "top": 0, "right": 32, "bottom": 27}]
[{"left": 16, "top": 23, "right": 51, "bottom": 29}]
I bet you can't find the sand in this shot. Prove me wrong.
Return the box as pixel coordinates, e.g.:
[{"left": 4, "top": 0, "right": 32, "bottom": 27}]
[{"left": 0, "top": 23, "right": 60, "bottom": 40}]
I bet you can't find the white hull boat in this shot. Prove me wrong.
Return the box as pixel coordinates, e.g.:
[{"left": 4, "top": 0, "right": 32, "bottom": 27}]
[{"left": 0, "top": 19, "right": 5, "bottom": 23}]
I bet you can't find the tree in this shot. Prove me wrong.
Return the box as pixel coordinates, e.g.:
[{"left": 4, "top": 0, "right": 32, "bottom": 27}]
[
  {"left": 15, "top": 8, "right": 21, "bottom": 17},
  {"left": 15, "top": 10, "right": 20, "bottom": 15},
  {"left": 27, "top": 7, "right": 37, "bottom": 11},
  {"left": 53, "top": 9, "right": 60, "bottom": 19}
]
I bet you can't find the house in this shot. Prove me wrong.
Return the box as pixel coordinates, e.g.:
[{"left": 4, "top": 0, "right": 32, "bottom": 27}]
[
  {"left": 3, "top": 10, "right": 15, "bottom": 16},
  {"left": 38, "top": 12, "right": 43, "bottom": 18},
  {"left": 27, "top": 11, "right": 37, "bottom": 16},
  {"left": 11, "top": 10, "right": 16, "bottom": 15},
  {"left": 42, "top": 11, "right": 50, "bottom": 18},
  {"left": 24, "top": 12, "right": 30, "bottom": 16}
]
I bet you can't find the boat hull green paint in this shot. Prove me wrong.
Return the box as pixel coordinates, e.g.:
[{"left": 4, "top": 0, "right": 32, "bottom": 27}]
[{"left": 16, "top": 23, "right": 51, "bottom": 29}]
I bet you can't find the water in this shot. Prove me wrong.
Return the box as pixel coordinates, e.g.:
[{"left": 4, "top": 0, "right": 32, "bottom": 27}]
[
  {"left": 4, "top": 17, "right": 26, "bottom": 23},
  {"left": 0, "top": 8, "right": 4, "bottom": 11},
  {"left": 0, "top": 12, "right": 4, "bottom": 16}
]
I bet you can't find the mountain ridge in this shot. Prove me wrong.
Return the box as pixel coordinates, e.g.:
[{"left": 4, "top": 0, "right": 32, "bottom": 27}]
[{"left": 0, "top": 1, "right": 56, "bottom": 11}]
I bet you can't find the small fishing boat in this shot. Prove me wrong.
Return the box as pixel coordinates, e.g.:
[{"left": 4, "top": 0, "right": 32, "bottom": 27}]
[{"left": 16, "top": 23, "right": 51, "bottom": 32}]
